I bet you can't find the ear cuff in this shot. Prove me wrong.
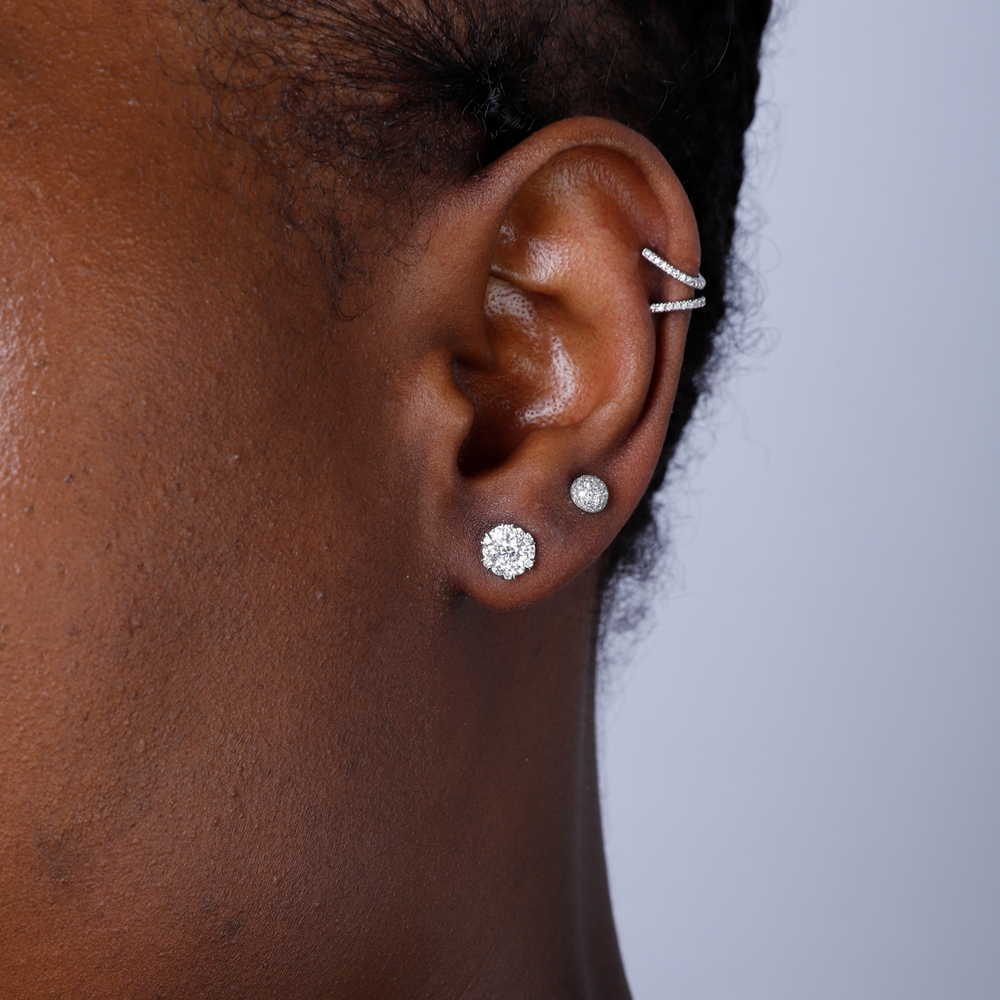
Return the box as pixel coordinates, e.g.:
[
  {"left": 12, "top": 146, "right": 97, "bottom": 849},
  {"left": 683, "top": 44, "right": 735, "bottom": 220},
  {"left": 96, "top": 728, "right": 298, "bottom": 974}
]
[{"left": 643, "top": 248, "right": 706, "bottom": 312}]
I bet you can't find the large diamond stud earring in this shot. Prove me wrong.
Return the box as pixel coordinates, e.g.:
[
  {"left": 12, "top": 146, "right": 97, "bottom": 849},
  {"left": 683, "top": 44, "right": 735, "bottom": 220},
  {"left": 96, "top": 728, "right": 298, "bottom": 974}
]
[
  {"left": 481, "top": 524, "right": 536, "bottom": 580},
  {"left": 570, "top": 475, "right": 609, "bottom": 514}
]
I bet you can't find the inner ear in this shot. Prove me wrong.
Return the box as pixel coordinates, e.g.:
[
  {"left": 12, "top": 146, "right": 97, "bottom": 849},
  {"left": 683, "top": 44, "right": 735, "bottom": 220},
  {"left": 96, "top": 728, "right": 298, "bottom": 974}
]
[
  {"left": 455, "top": 276, "right": 596, "bottom": 476},
  {"left": 453, "top": 148, "right": 639, "bottom": 478}
]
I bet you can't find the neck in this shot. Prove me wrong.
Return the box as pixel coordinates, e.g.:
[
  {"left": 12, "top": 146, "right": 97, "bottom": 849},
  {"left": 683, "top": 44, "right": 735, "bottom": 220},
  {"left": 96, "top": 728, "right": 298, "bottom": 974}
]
[
  {"left": 3, "top": 559, "right": 630, "bottom": 998},
  {"left": 415, "top": 568, "right": 629, "bottom": 998}
]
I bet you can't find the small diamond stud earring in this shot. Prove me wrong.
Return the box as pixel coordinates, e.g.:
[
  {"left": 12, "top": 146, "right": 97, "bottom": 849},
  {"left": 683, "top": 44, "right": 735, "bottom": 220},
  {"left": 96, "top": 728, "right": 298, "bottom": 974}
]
[
  {"left": 570, "top": 475, "right": 609, "bottom": 513},
  {"left": 481, "top": 523, "right": 536, "bottom": 579}
]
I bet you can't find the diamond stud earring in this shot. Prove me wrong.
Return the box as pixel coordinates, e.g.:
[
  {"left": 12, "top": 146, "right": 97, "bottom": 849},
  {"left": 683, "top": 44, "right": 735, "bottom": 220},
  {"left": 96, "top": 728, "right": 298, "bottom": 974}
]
[
  {"left": 643, "top": 247, "right": 707, "bottom": 312},
  {"left": 570, "top": 475, "right": 609, "bottom": 514},
  {"left": 481, "top": 524, "right": 536, "bottom": 580}
]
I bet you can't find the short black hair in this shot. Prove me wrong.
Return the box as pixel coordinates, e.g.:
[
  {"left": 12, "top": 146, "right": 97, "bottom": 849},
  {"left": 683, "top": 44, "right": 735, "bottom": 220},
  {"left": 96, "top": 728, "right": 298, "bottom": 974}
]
[{"left": 196, "top": 0, "right": 772, "bottom": 601}]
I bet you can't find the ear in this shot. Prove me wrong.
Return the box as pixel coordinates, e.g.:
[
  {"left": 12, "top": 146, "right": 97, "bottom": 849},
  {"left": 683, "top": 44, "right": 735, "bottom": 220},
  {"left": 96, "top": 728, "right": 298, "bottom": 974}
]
[{"left": 391, "top": 117, "right": 701, "bottom": 611}]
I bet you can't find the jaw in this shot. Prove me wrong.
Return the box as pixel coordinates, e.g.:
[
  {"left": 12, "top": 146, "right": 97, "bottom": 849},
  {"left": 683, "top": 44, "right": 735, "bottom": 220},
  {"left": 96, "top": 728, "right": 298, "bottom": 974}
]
[{"left": 2, "top": 546, "right": 628, "bottom": 997}]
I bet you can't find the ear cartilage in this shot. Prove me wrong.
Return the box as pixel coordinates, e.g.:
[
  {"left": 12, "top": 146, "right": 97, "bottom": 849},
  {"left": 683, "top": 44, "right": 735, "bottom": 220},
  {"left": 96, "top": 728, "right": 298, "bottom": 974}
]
[
  {"left": 481, "top": 524, "right": 536, "bottom": 580},
  {"left": 570, "top": 475, "right": 609, "bottom": 514},
  {"left": 643, "top": 247, "right": 707, "bottom": 313}
]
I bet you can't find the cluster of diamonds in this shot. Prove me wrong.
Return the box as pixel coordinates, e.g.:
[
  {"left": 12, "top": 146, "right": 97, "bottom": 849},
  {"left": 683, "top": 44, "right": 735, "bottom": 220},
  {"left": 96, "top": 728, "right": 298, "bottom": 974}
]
[
  {"left": 481, "top": 524, "right": 536, "bottom": 580},
  {"left": 570, "top": 475, "right": 609, "bottom": 514}
]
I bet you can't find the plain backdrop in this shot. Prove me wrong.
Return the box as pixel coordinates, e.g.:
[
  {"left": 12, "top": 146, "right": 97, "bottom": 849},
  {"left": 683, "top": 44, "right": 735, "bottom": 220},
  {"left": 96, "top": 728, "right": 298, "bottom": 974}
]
[{"left": 601, "top": 2, "right": 1000, "bottom": 999}]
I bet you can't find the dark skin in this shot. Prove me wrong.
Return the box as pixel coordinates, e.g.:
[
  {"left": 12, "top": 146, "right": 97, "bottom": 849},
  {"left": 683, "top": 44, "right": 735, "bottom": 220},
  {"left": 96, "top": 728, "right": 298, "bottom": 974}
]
[{"left": 0, "top": 2, "right": 700, "bottom": 996}]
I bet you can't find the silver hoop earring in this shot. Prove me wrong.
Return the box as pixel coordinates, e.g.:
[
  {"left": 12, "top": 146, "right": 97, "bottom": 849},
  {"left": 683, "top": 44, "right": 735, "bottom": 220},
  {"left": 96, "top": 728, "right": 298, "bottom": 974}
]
[
  {"left": 643, "top": 247, "right": 707, "bottom": 312},
  {"left": 481, "top": 524, "right": 536, "bottom": 580},
  {"left": 570, "top": 475, "right": 609, "bottom": 514}
]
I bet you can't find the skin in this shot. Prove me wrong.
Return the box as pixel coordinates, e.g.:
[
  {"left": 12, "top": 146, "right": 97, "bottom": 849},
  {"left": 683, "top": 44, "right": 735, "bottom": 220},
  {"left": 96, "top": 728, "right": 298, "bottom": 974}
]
[{"left": 0, "top": 2, "right": 699, "bottom": 996}]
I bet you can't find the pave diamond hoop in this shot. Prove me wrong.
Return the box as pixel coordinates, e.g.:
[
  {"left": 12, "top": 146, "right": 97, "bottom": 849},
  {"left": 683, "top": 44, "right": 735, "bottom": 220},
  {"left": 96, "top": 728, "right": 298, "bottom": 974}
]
[
  {"left": 481, "top": 523, "right": 536, "bottom": 580},
  {"left": 570, "top": 475, "right": 609, "bottom": 514},
  {"left": 643, "top": 247, "right": 707, "bottom": 313},
  {"left": 650, "top": 298, "right": 706, "bottom": 313},
  {"left": 642, "top": 248, "right": 706, "bottom": 289}
]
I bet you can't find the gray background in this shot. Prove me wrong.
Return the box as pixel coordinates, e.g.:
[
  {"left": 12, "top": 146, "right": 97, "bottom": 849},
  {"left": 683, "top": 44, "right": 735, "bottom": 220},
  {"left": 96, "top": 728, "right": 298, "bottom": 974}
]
[{"left": 602, "top": 2, "right": 1000, "bottom": 998}]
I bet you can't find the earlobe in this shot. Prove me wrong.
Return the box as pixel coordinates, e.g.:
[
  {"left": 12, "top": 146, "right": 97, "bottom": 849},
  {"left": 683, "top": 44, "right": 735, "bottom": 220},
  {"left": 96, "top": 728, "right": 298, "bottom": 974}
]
[{"left": 402, "top": 118, "right": 703, "bottom": 611}]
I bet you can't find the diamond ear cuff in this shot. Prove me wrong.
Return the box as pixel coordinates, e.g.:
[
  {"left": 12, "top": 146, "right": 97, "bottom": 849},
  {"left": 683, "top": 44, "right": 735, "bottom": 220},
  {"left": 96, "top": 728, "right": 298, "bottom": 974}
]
[
  {"left": 570, "top": 475, "right": 609, "bottom": 513},
  {"left": 643, "top": 247, "right": 706, "bottom": 312},
  {"left": 481, "top": 523, "right": 536, "bottom": 579}
]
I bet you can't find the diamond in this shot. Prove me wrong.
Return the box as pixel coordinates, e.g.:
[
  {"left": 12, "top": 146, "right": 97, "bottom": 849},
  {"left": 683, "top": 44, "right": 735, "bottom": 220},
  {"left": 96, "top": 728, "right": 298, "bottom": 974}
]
[
  {"left": 481, "top": 524, "right": 536, "bottom": 580},
  {"left": 570, "top": 475, "right": 609, "bottom": 514}
]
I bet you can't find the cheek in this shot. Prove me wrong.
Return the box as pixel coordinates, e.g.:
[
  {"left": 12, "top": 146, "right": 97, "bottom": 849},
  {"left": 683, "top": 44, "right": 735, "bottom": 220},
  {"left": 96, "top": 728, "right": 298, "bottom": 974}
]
[
  {"left": 0, "top": 116, "right": 377, "bottom": 980},
  {"left": 0, "top": 8, "right": 444, "bottom": 990},
  {"left": 0, "top": 289, "right": 404, "bottom": 990}
]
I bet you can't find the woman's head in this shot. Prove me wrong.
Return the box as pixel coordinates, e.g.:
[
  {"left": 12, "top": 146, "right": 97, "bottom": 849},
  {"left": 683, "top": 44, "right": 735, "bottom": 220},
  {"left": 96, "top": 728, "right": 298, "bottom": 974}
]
[{"left": 0, "top": 1, "right": 769, "bottom": 993}]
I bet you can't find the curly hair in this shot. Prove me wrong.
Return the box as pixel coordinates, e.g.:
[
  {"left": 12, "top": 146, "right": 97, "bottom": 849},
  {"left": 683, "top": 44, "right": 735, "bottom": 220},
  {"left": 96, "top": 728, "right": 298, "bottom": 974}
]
[{"left": 194, "top": 0, "right": 772, "bottom": 598}]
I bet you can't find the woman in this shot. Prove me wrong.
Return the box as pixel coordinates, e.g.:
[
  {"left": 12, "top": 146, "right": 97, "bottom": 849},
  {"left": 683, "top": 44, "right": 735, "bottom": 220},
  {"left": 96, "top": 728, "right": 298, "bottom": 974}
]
[{"left": 0, "top": 1, "right": 769, "bottom": 995}]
